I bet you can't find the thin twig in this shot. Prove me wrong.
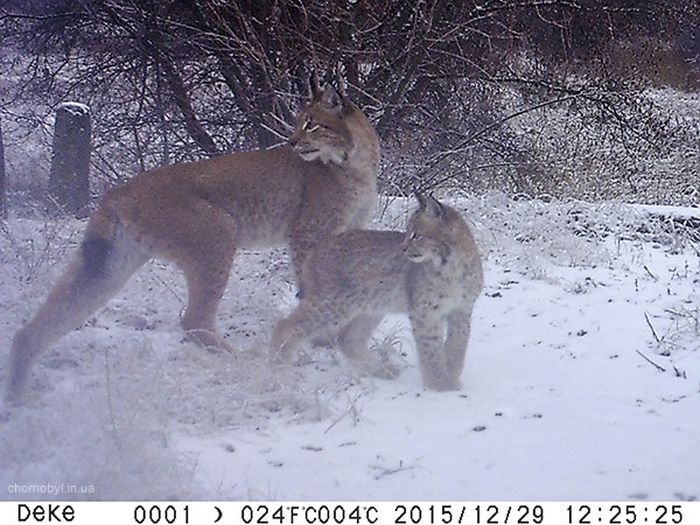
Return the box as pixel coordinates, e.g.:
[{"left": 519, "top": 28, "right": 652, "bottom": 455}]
[
  {"left": 643, "top": 265, "right": 657, "bottom": 281},
  {"left": 644, "top": 312, "right": 661, "bottom": 344},
  {"left": 635, "top": 349, "right": 666, "bottom": 372},
  {"left": 370, "top": 459, "right": 418, "bottom": 480},
  {"left": 324, "top": 393, "right": 363, "bottom": 433},
  {"left": 146, "top": 264, "right": 185, "bottom": 305}
]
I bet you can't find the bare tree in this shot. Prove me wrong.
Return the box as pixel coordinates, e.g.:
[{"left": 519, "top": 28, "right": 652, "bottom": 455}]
[
  {"left": 0, "top": 0, "right": 698, "bottom": 202},
  {"left": 0, "top": 117, "right": 6, "bottom": 220}
]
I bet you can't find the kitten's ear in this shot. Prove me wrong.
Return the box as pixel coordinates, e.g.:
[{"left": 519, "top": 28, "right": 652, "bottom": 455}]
[
  {"left": 414, "top": 191, "right": 428, "bottom": 210},
  {"left": 309, "top": 70, "right": 322, "bottom": 101},
  {"left": 321, "top": 83, "right": 344, "bottom": 113},
  {"left": 416, "top": 192, "right": 445, "bottom": 220}
]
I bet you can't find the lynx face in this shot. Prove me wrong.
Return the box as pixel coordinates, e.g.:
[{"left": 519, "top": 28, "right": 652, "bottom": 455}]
[
  {"left": 403, "top": 230, "right": 449, "bottom": 266},
  {"left": 289, "top": 84, "right": 354, "bottom": 165},
  {"left": 403, "top": 197, "right": 453, "bottom": 266}
]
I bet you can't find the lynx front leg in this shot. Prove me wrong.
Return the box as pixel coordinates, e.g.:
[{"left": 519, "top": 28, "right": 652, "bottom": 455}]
[
  {"left": 444, "top": 308, "right": 474, "bottom": 384},
  {"left": 270, "top": 303, "right": 332, "bottom": 362},
  {"left": 409, "top": 313, "right": 458, "bottom": 391},
  {"left": 338, "top": 315, "right": 399, "bottom": 379},
  {"left": 287, "top": 207, "right": 343, "bottom": 285},
  {"left": 174, "top": 217, "right": 237, "bottom": 352},
  {"left": 180, "top": 256, "right": 234, "bottom": 352},
  {"left": 287, "top": 233, "right": 319, "bottom": 286}
]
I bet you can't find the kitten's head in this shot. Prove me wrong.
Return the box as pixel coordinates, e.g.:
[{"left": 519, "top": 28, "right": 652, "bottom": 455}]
[{"left": 404, "top": 193, "right": 462, "bottom": 266}]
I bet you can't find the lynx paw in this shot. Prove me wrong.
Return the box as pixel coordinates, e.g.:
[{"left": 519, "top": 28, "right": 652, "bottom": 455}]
[
  {"left": 424, "top": 375, "right": 462, "bottom": 392},
  {"left": 370, "top": 359, "right": 401, "bottom": 379},
  {"left": 184, "top": 328, "right": 234, "bottom": 353}
]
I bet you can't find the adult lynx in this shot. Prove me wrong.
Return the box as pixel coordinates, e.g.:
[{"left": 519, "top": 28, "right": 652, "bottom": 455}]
[
  {"left": 6, "top": 74, "right": 380, "bottom": 402},
  {"left": 272, "top": 194, "right": 483, "bottom": 391}
]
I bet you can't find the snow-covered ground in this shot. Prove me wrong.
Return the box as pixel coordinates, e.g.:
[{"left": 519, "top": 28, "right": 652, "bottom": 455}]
[{"left": 0, "top": 194, "right": 698, "bottom": 501}]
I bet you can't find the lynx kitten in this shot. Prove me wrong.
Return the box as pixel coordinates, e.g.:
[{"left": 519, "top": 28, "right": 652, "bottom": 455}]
[{"left": 272, "top": 193, "right": 483, "bottom": 391}]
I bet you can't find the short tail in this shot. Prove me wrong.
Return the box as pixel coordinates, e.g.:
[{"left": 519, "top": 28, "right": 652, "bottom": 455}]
[
  {"left": 6, "top": 199, "right": 133, "bottom": 404},
  {"left": 81, "top": 237, "right": 113, "bottom": 277},
  {"left": 80, "top": 203, "right": 118, "bottom": 278}
]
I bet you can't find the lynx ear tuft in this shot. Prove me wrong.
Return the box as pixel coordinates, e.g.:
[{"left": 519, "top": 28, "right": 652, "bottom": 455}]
[{"left": 309, "top": 70, "right": 322, "bottom": 100}]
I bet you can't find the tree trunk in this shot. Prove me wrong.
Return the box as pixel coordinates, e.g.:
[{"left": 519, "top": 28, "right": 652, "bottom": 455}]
[
  {"left": 0, "top": 118, "right": 6, "bottom": 220},
  {"left": 48, "top": 102, "right": 91, "bottom": 218}
]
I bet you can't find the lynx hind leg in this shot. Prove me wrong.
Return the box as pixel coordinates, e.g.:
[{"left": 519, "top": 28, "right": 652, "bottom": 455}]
[
  {"left": 338, "top": 315, "right": 399, "bottom": 379},
  {"left": 179, "top": 251, "right": 235, "bottom": 352},
  {"left": 6, "top": 229, "right": 148, "bottom": 403},
  {"left": 410, "top": 314, "right": 460, "bottom": 391},
  {"left": 142, "top": 197, "right": 238, "bottom": 353},
  {"left": 444, "top": 306, "right": 476, "bottom": 384},
  {"left": 271, "top": 303, "right": 325, "bottom": 363}
]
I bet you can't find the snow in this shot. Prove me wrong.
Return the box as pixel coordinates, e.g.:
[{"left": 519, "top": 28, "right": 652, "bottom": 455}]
[
  {"left": 0, "top": 194, "right": 698, "bottom": 501},
  {"left": 634, "top": 204, "right": 700, "bottom": 221},
  {"left": 57, "top": 102, "right": 90, "bottom": 117}
]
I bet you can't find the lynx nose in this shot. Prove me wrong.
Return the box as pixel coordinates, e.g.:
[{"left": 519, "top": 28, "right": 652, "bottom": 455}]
[{"left": 288, "top": 136, "right": 298, "bottom": 147}]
